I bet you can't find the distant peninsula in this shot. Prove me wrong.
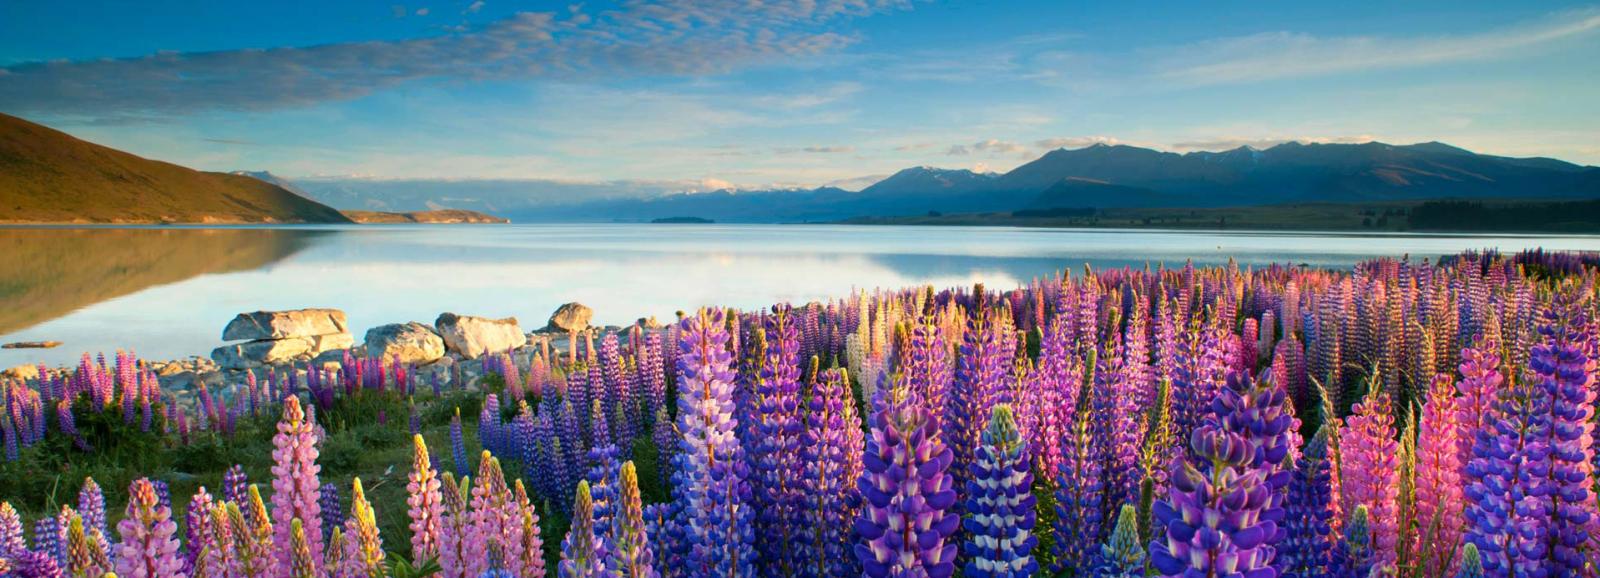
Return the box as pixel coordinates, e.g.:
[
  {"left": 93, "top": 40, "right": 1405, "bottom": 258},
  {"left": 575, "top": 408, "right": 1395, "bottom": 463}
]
[
  {"left": 650, "top": 216, "right": 715, "bottom": 224},
  {"left": 343, "top": 209, "right": 510, "bottom": 224}
]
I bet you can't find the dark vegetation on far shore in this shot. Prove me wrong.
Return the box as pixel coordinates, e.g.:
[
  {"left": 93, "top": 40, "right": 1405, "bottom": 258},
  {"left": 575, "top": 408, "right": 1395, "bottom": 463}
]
[{"left": 838, "top": 198, "right": 1600, "bottom": 233}]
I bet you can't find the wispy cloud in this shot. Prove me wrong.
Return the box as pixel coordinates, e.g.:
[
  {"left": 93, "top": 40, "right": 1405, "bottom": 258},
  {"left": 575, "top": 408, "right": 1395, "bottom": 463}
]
[
  {"left": 946, "top": 139, "right": 1027, "bottom": 156},
  {"left": 1035, "top": 136, "right": 1120, "bottom": 149},
  {"left": 0, "top": 0, "right": 910, "bottom": 118},
  {"left": 1156, "top": 9, "right": 1600, "bottom": 85},
  {"left": 1168, "top": 135, "right": 1378, "bottom": 151}
]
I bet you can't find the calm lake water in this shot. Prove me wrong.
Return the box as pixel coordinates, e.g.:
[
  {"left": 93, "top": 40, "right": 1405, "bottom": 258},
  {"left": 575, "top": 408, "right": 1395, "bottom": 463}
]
[{"left": 2, "top": 224, "right": 1598, "bottom": 367}]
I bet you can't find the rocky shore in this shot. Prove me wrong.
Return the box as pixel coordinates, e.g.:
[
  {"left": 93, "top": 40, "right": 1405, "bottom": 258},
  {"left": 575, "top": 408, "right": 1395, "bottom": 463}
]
[{"left": 1, "top": 301, "right": 667, "bottom": 401}]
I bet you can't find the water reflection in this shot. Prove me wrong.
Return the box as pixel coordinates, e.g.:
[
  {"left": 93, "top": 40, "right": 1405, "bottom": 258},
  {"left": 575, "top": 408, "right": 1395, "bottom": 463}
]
[
  {"left": 1, "top": 224, "right": 1596, "bottom": 366},
  {"left": 0, "top": 227, "right": 322, "bottom": 336}
]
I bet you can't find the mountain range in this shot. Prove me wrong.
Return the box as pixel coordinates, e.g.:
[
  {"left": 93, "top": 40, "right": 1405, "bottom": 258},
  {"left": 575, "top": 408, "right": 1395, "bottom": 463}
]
[
  {"left": 3, "top": 111, "right": 1596, "bottom": 224},
  {"left": 504, "top": 141, "right": 1598, "bottom": 222}
]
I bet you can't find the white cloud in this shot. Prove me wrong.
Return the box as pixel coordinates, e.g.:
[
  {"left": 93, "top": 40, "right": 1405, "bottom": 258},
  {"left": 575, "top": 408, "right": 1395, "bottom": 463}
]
[
  {"left": 0, "top": 0, "right": 912, "bottom": 118},
  {"left": 1157, "top": 9, "right": 1600, "bottom": 85},
  {"left": 947, "top": 138, "right": 1026, "bottom": 156}
]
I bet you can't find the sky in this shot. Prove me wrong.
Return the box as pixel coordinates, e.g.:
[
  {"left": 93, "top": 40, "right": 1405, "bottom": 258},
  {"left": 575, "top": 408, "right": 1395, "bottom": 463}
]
[{"left": 2, "top": 0, "right": 1598, "bottom": 190}]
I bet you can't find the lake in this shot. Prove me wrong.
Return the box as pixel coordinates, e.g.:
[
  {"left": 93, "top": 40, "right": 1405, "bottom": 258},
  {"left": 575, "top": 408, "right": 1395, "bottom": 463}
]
[{"left": 2, "top": 224, "right": 1598, "bottom": 367}]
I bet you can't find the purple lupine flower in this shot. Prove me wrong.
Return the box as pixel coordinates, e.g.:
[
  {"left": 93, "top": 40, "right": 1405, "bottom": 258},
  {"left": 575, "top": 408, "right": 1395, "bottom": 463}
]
[
  {"left": 1092, "top": 331, "right": 1144, "bottom": 520},
  {"left": 1149, "top": 370, "right": 1285, "bottom": 578},
  {"left": 0, "top": 502, "right": 24, "bottom": 555},
  {"left": 609, "top": 460, "right": 659, "bottom": 578},
  {"left": 480, "top": 393, "right": 501, "bottom": 457},
  {"left": 1277, "top": 428, "right": 1336, "bottom": 578},
  {"left": 559, "top": 481, "right": 609, "bottom": 577},
  {"left": 319, "top": 483, "right": 343, "bottom": 542},
  {"left": 586, "top": 400, "right": 621, "bottom": 531},
  {"left": 961, "top": 404, "right": 1037, "bottom": 578},
  {"left": 75, "top": 478, "right": 108, "bottom": 552},
  {"left": 668, "top": 308, "right": 756, "bottom": 576},
  {"left": 450, "top": 408, "right": 470, "bottom": 478},
  {"left": 1052, "top": 394, "right": 1103, "bottom": 577},
  {"left": 947, "top": 290, "right": 1012, "bottom": 510},
  {"left": 1526, "top": 297, "right": 1596, "bottom": 574},
  {"left": 650, "top": 406, "right": 676, "bottom": 491},
  {"left": 747, "top": 304, "right": 807, "bottom": 575},
  {"left": 184, "top": 487, "right": 216, "bottom": 572},
  {"left": 34, "top": 516, "right": 65, "bottom": 569},
  {"left": 855, "top": 376, "right": 959, "bottom": 578},
  {"left": 223, "top": 464, "right": 249, "bottom": 505},
  {"left": 797, "top": 367, "right": 864, "bottom": 578}
]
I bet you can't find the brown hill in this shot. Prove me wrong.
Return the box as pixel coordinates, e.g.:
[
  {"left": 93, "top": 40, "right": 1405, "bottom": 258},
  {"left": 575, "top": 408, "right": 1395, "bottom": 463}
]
[{"left": 0, "top": 113, "right": 350, "bottom": 223}]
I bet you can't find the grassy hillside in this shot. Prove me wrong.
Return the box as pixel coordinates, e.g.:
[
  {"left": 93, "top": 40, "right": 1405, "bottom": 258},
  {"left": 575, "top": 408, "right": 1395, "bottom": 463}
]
[{"left": 0, "top": 113, "right": 350, "bottom": 223}]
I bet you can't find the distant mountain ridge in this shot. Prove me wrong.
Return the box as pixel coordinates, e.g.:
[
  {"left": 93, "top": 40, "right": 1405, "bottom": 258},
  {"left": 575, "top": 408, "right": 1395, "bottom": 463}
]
[
  {"left": 0, "top": 113, "right": 349, "bottom": 224},
  {"left": 499, "top": 140, "right": 1598, "bottom": 222}
]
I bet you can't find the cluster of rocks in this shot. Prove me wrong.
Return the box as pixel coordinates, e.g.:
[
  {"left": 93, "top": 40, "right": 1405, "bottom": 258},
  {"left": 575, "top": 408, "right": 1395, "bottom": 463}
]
[
  {"left": 210, "top": 308, "right": 355, "bottom": 370},
  {"left": 1, "top": 302, "right": 643, "bottom": 403},
  {"left": 197, "top": 302, "right": 605, "bottom": 381}
]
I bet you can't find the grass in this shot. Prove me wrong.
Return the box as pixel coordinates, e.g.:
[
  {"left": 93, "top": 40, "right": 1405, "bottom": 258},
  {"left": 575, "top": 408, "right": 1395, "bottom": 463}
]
[{"left": 0, "top": 383, "right": 677, "bottom": 569}]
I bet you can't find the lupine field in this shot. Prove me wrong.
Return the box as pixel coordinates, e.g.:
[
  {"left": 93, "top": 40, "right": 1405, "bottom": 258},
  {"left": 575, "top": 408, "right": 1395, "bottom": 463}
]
[{"left": 2, "top": 248, "right": 1600, "bottom": 578}]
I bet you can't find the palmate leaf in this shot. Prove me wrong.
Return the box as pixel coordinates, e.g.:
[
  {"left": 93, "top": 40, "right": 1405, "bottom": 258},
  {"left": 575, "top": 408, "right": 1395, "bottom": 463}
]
[{"left": 385, "top": 552, "right": 442, "bottom": 578}]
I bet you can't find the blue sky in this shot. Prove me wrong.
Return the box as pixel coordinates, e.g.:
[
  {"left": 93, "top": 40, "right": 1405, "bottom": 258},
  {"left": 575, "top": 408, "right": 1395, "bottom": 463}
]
[{"left": 2, "top": 1, "right": 1597, "bottom": 190}]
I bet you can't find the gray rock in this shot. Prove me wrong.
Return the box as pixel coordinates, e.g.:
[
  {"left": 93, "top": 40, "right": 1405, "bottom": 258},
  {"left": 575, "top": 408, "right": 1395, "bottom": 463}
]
[
  {"left": 222, "top": 308, "right": 348, "bottom": 341},
  {"left": 211, "top": 333, "right": 355, "bottom": 370},
  {"left": 365, "top": 322, "right": 446, "bottom": 365},
  {"left": 636, "top": 316, "right": 665, "bottom": 330},
  {"left": 435, "top": 313, "right": 524, "bottom": 359},
  {"left": 546, "top": 302, "right": 593, "bottom": 333}
]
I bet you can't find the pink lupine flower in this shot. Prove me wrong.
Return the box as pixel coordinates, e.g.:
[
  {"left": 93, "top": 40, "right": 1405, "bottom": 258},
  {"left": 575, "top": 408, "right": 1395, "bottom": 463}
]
[
  {"left": 406, "top": 434, "right": 445, "bottom": 562},
  {"left": 272, "top": 396, "right": 325, "bottom": 577},
  {"left": 1340, "top": 386, "right": 1401, "bottom": 569},
  {"left": 115, "top": 478, "right": 187, "bottom": 578},
  {"left": 1415, "top": 373, "right": 1465, "bottom": 576}
]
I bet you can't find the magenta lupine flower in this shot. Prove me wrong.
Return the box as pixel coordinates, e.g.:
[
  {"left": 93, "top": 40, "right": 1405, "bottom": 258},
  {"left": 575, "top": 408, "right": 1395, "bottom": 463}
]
[
  {"left": 408, "top": 434, "right": 445, "bottom": 563},
  {"left": 854, "top": 382, "right": 960, "bottom": 578},
  {"left": 115, "top": 478, "right": 187, "bottom": 578},
  {"left": 200, "top": 502, "right": 241, "bottom": 578},
  {"left": 338, "top": 478, "right": 385, "bottom": 578},
  {"left": 1339, "top": 387, "right": 1400, "bottom": 569},
  {"left": 1414, "top": 373, "right": 1465, "bottom": 577},
  {"left": 437, "top": 473, "right": 472, "bottom": 578},
  {"left": 466, "top": 453, "right": 532, "bottom": 578},
  {"left": 668, "top": 308, "right": 755, "bottom": 576},
  {"left": 271, "top": 396, "right": 325, "bottom": 576}
]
